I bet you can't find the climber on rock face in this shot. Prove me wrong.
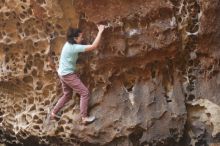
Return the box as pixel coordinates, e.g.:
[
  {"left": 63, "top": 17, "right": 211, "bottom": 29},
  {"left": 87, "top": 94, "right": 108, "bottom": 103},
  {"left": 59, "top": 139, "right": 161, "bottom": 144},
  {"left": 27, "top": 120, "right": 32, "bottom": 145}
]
[{"left": 50, "top": 24, "right": 105, "bottom": 124}]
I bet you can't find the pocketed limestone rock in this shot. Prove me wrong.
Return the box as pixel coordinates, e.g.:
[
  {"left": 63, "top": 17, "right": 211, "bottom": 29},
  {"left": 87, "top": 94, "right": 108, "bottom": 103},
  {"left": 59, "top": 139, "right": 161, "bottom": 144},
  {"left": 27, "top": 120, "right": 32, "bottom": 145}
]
[{"left": 0, "top": 0, "right": 219, "bottom": 146}]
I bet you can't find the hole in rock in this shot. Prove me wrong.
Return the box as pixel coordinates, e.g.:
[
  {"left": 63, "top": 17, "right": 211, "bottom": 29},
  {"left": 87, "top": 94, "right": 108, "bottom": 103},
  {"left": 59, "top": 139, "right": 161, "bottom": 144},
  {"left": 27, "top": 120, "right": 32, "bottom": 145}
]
[
  {"left": 2, "top": 31, "right": 6, "bottom": 36},
  {"left": 169, "top": 128, "right": 178, "bottom": 137},
  {"left": 68, "top": 119, "right": 73, "bottom": 123},
  {"left": 21, "top": 114, "right": 28, "bottom": 124},
  {"left": 5, "top": 56, "right": 9, "bottom": 63},
  {"left": 129, "top": 127, "right": 144, "bottom": 145},
  {"left": 19, "top": 13, "right": 25, "bottom": 19},
  {"left": 27, "top": 8, "right": 32, "bottom": 15},
  {"left": 29, "top": 60, "right": 33, "bottom": 66},
  {"left": 28, "top": 97, "right": 34, "bottom": 104},
  {"left": 33, "top": 125, "right": 40, "bottom": 130},
  {"left": 33, "top": 42, "right": 38, "bottom": 47},
  {"left": 0, "top": 111, "right": 4, "bottom": 116},
  {"left": 25, "top": 63, "right": 31, "bottom": 70},
  {"left": 23, "top": 76, "right": 33, "bottom": 83},
  {"left": 23, "top": 99, "right": 27, "bottom": 104},
  {"left": 51, "top": 51, "right": 55, "bottom": 56},
  {"left": 55, "top": 24, "right": 62, "bottom": 29},
  {"left": 206, "top": 113, "right": 211, "bottom": 117},
  {"left": 5, "top": 38, "right": 11, "bottom": 43},
  {"left": 31, "top": 69, "right": 37, "bottom": 76},
  {"left": 5, "top": 12, "right": 10, "bottom": 17},
  {"left": 126, "top": 85, "right": 134, "bottom": 92},
  {"left": 177, "top": 17, "right": 182, "bottom": 23},
  {"left": 151, "top": 69, "right": 157, "bottom": 79},
  {"left": 16, "top": 21, "right": 21, "bottom": 26},
  {"left": 186, "top": 84, "right": 194, "bottom": 92},
  {"left": 29, "top": 105, "right": 36, "bottom": 111},
  {"left": 20, "top": 130, "right": 27, "bottom": 138},
  {"left": 33, "top": 115, "right": 38, "bottom": 120},
  {"left": 24, "top": 28, "right": 30, "bottom": 36},
  {"left": 188, "top": 60, "right": 194, "bottom": 66},
  {"left": 57, "top": 126, "right": 64, "bottom": 132},
  {"left": 65, "top": 126, "right": 70, "bottom": 130},
  {"left": 34, "top": 53, "right": 41, "bottom": 58},
  {"left": 188, "top": 94, "right": 195, "bottom": 101},
  {"left": 13, "top": 104, "right": 22, "bottom": 111},
  {"left": 35, "top": 81, "right": 43, "bottom": 90},
  {"left": 4, "top": 47, "right": 9, "bottom": 52},
  {"left": 124, "top": 78, "right": 136, "bottom": 92},
  {"left": 54, "top": 57, "right": 58, "bottom": 61},
  {"left": 36, "top": 119, "right": 43, "bottom": 124},
  {"left": 23, "top": 67, "right": 27, "bottom": 74},
  {"left": 58, "top": 120, "right": 66, "bottom": 125},
  {"left": 41, "top": 50, "right": 45, "bottom": 54},
  {"left": 21, "top": 5, "right": 25, "bottom": 9},
  {"left": 18, "top": 28, "right": 23, "bottom": 33},
  {"left": 165, "top": 95, "right": 172, "bottom": 103}
]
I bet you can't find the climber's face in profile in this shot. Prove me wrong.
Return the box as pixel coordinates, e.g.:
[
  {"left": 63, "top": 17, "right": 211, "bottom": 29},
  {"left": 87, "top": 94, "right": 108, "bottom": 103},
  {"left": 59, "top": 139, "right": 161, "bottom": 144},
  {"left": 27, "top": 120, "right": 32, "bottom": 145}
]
[{"left": 74, "top": 33, "right": 83, "bottom": 44}]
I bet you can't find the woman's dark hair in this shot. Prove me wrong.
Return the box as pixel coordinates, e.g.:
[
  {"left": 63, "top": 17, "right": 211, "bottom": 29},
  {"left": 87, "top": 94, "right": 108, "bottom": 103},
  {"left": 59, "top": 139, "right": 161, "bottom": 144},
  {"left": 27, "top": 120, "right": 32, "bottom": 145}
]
[{"left": 66, "top": 27, "right": 82, "bottom": 44}]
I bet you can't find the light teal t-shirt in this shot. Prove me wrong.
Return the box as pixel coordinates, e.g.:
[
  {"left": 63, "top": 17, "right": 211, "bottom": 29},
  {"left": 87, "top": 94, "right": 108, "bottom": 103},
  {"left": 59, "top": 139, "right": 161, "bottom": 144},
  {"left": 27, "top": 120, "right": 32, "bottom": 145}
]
[{"left": 58, "top": 42, "right": 88, "bottom": 76}]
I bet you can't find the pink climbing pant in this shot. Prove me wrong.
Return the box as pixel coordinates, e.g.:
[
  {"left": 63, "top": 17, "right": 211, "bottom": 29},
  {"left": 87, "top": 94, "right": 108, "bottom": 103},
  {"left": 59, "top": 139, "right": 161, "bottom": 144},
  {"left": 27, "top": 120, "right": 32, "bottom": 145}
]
[{"left": 52, "top": 73, "right": 90, "bottom": 117}]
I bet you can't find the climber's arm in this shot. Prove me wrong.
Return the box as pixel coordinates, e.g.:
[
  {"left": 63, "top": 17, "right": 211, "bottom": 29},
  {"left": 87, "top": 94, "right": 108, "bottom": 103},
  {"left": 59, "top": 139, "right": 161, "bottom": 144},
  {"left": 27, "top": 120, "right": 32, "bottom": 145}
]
[{"left": 85, "top": 25, "right": 105, "bottom": 52}]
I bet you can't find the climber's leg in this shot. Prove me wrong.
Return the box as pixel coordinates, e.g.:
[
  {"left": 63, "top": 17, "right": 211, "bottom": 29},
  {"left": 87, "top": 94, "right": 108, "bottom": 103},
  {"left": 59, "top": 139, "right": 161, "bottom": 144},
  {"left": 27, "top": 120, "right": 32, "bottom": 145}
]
[
  {"left": 60, "top": 73, "right": 95, "bottom": 124},
  {"left": 51, "top": 77, "right": 73, "bottom": 118},
  {"left": 60, "top": 73, "right": 89, "bottom": 117}
]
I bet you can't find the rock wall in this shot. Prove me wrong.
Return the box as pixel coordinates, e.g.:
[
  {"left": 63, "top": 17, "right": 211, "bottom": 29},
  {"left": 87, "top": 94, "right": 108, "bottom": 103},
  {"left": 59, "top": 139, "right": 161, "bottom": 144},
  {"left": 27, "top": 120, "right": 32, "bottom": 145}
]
[{"left": 0, "top": 0, "right": 219, "bottom": 146}]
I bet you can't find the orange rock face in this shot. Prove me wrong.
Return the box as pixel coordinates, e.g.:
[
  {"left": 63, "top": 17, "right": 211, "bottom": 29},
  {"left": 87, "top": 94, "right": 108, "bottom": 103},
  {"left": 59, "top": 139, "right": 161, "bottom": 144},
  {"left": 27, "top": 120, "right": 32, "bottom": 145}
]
[{"left": 0, "top": 0, "right": 219, "bottom": 146}]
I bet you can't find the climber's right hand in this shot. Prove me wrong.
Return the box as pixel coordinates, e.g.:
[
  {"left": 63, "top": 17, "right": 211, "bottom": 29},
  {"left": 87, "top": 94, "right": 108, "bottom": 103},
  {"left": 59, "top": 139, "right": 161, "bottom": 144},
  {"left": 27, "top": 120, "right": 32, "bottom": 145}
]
[{"left": 97, "top": 25, "right": 105, "bottom": 33}]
